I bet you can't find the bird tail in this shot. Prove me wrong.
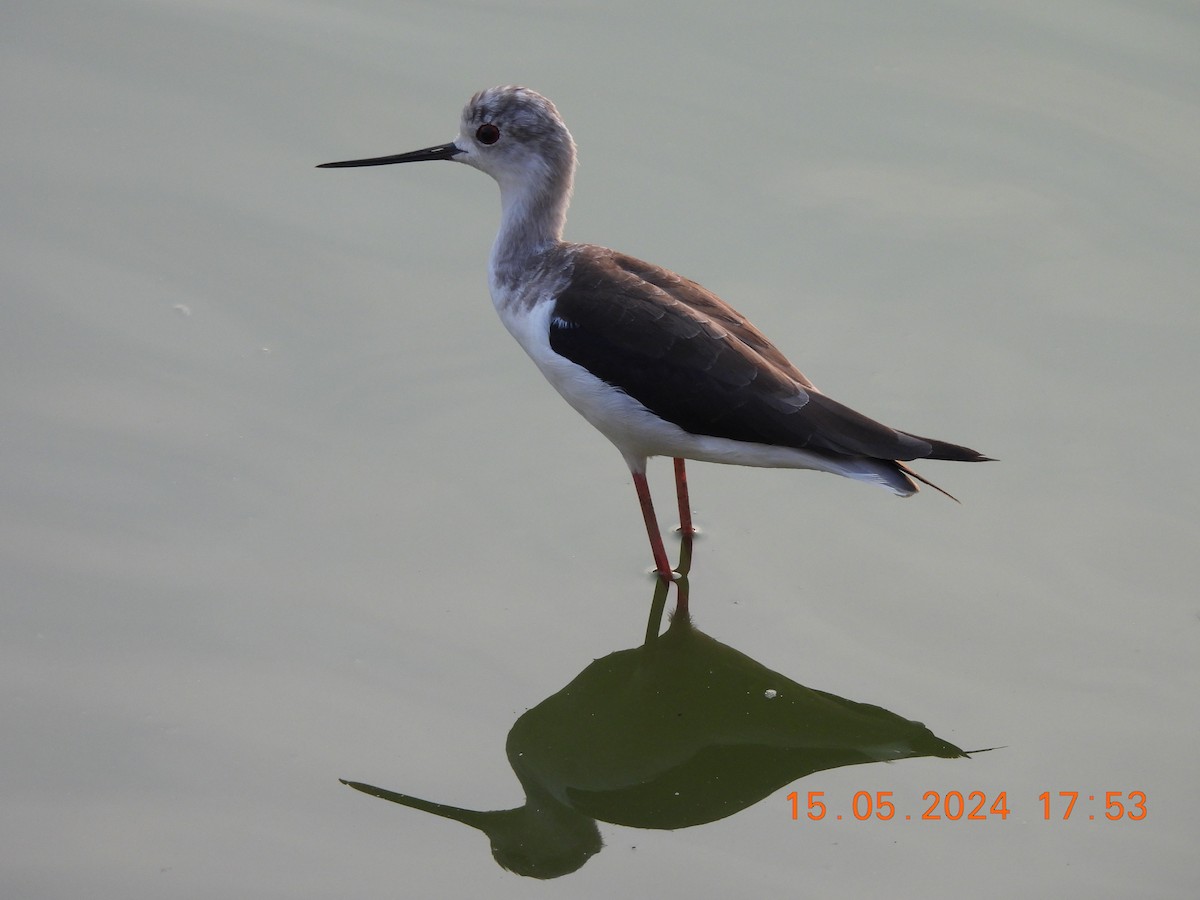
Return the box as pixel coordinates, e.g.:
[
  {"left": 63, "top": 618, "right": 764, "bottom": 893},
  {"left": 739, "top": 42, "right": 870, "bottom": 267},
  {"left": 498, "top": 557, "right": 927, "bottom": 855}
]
[
  {"left": 843, "top": 458, "right": 959, "bottom": 502},
  {"left": 814, "top": 436, "right": 992, "bottom": 501},
  {"left": 894, "top": 461, "right": 959, "bottom": 503},
  {"left": 894, "top": 433, "right": 994, "bottom": 501},
  {"left": 903, "top": 432, "right": 994, "bottom": 463}
]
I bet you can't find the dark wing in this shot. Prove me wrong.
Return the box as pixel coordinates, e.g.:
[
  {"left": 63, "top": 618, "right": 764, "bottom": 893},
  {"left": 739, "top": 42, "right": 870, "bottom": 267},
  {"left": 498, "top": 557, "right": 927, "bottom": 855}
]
[
  {"left": 549, "top": 247, "right": 987, "bottom": 463},
  {"left": 608, "top": 252, "right": 817, "bottom": 389}
]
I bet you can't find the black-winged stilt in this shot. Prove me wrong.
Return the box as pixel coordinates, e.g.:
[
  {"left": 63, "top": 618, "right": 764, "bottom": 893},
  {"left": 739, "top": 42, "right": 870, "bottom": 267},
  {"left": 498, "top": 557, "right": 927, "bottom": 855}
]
[{"left": 319, "top": 86, "right": 990, "bottom": 581}]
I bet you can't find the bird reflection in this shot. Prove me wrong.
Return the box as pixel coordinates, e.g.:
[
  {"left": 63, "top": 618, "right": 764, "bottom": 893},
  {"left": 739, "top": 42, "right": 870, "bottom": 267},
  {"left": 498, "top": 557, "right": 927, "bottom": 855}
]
[{"left": 340, "top": 540, "right": 973, "bottom": 879}]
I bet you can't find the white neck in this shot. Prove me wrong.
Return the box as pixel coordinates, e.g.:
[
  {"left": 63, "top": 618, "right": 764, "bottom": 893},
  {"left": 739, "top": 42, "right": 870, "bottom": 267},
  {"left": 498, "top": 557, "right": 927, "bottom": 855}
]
[{"left": 489, "top": 167, "right": 572, "bottom": 291}]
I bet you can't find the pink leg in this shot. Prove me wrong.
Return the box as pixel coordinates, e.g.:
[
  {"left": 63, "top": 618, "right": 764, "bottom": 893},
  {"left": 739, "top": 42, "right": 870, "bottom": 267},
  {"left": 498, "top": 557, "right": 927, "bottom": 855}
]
[
  {"left": 673, "top": 457, "right": 695, "bottom": 535},
  {"left": 632, "top": 471, "right": 674, "bottom": 581}
]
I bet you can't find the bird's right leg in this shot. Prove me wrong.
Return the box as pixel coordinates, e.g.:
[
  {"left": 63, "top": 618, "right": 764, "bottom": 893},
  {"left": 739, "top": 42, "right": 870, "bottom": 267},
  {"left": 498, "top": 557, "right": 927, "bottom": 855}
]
[{"left": 632, "top": 472, "right": 675, "bottom": 581}]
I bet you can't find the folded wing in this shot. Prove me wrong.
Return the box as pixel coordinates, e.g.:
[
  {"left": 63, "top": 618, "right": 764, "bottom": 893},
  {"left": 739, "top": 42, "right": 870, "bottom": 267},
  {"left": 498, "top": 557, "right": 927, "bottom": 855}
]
[{"left": 550, "top": 248, "right": 987, "bottom": 466}]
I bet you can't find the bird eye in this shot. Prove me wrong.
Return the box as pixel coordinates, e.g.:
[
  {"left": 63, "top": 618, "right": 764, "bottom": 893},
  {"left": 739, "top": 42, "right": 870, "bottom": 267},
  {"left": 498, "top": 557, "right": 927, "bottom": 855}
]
[{"left": 476, "top": 123, "right": 501, "bottom": 145}]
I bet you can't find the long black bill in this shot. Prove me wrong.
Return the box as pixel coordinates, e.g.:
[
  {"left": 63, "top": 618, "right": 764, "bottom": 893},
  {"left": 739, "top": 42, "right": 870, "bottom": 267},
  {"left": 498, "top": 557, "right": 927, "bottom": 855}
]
[{"left": 317, "top": 142, "right": 463, "bottom": 168}]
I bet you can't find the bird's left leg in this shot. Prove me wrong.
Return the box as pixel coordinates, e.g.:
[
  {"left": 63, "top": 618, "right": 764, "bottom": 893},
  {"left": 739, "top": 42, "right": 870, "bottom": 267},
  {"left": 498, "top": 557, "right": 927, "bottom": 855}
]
[{"left": 673, "top": 458, "right": 695, "bottom": 536}]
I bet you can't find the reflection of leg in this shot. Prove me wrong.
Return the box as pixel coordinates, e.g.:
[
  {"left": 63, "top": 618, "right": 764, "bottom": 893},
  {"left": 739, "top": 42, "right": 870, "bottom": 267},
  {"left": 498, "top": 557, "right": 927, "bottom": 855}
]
[
  {"left": 643, "top": 529, "right": 691, "bottom": 641},
  {"left": 673, "top": 458, "right": 695, "bottom": 535},
  {"left": 643, "top": 564, "right": 672, "bottom": 644},
  {"left": 673, "top": 569, "right": 690, "bottom": 618},
  {"left": 633, "top": 472, "right": 673, "bottom": 581},
  {"left": 675, "top": 526, "right": 694, "bottom": 577}
]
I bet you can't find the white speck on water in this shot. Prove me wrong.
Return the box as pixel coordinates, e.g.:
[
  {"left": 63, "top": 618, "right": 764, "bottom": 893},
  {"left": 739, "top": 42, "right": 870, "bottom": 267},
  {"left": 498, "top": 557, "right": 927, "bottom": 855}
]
[{"left": 764, "top": 689, "right": 778, "bottom": 699}]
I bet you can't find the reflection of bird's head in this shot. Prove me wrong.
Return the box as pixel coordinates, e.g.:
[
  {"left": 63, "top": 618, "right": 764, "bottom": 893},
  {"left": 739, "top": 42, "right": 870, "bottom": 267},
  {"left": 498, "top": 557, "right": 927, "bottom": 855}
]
[{"left": 487, "top": 805, "right": 602, "bottom": 879}]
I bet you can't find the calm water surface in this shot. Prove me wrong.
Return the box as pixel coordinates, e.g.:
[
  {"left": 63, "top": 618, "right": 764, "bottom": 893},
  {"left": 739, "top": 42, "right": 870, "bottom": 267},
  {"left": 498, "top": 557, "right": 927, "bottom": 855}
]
[{"left": 3, "top": 1, "right": 1197, "bottom": 896}]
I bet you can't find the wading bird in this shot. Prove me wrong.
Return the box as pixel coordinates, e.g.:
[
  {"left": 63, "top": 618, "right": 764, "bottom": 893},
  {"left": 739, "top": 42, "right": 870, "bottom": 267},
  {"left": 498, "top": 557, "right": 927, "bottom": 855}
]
[{"left": 320, "top": 86, "right": 990, "bottom": 580}]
